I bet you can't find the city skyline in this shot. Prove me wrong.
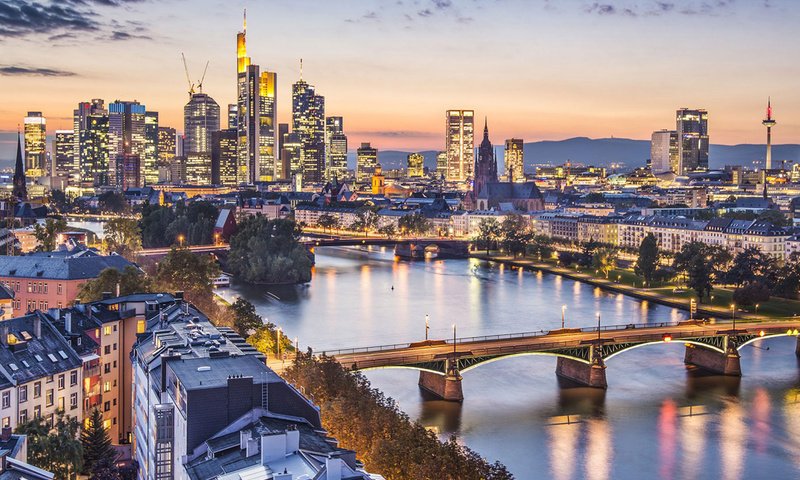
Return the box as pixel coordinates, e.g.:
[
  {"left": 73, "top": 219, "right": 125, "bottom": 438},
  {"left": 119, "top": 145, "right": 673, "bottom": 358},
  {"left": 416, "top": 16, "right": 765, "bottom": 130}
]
[{"left": 1, "top": 0, "right": 799, "bottom": 163}]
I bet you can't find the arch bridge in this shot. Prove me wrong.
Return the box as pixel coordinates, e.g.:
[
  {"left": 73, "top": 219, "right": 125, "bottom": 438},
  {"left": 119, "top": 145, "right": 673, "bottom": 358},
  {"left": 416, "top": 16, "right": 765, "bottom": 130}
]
[{"left": 318, "top": 320, "right": 800, "bottom": 402}]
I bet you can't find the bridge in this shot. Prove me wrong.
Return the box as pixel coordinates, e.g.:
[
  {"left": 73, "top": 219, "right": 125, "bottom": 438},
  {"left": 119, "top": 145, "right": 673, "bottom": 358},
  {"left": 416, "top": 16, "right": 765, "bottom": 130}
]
[{"left": 318, "top": 319, "right": 800, "bottom": 402}]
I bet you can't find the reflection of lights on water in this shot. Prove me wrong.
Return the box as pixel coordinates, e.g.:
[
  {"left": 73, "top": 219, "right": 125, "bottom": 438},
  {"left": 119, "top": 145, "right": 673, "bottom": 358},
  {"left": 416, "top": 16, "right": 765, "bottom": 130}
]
[
  {"left": 593, "top": 287, "right": 601, "bottom": 298},
  {"left": 658, "top": 399, "right": 677, "bottom": 480},
  {"left": 548, "top": 421, "right": 579, "bottom": 480},
  {"left": 720, "top": 400, "right": 745, "bottom": 480},
  {"left": 783, "top": 388, "right": 800, "bottom": 469},
  {"left": 585, "top": 418, "right": 612, "bottom": 480},
  {"left": 751, "top": 388, "right": 771, "bottom": 455},
  {"left": 573, "top": 281, "right": 581, "bottom": 297},
  {"left": 680, "top": 405, "right": 707, "bottom": 480}
]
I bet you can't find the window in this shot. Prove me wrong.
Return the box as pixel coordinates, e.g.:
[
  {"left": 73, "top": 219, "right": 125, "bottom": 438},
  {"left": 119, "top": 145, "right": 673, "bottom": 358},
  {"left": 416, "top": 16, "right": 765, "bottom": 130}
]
[
  {"left": 33, "top": 382, "right": 41, "bottom": 398},
  {"left": 1, "top": 391, "right": 9, "bottom": 409},
  {"left": 33, "top": 405, "right": 40, "bottom": 418},
  {"left": 1, "top": 417, "right": 8, "bottom": 428},
  {"left": 103, "top": 382, "right": 111, "bottom": 393},
  {"left": 57, "top": 283, "right": 63, "bottom": 295},
  {"left": 137, "top": 320, "right": 146, "bottom": 334},
  {"left": 46, "top": 389, "right": 54, "bottom": 407},
  {"left": 18, "top": 385, "right": 27, "bottom": 403},
  {"left": 58, "top": 397, "right": 65, "bottom": 411},
  {"left": 19, "top": 409, "right": 27, "bottom": 424},
  {"left": 104, "top": 346, "right": 111, "bottom": 355},
  {"left": 103, "top": 419, "right": 111, "bottom": 430},
  {"left": 103, "top": 326, "right": 112, "bottom": 336},
  {"left": 104, "top": 401, "right": 110, "bottom": 412},
  {"left": 104, "top": 363, "right": 111, "bottom": 374},
  {"left": 113, "top": 343, "right": 117, "bottom": 351},
  {"left": 70, "top": 393, "right": 78, "bottom": 410},
  {"left": 58, "top": 374, "right": 65, "bottom": 390},
  {"left": 43, "top": 283, "right": 48, "bottom": 294},
  {"left": 70, "top": 371, "right": 78, "bottom": 386}
]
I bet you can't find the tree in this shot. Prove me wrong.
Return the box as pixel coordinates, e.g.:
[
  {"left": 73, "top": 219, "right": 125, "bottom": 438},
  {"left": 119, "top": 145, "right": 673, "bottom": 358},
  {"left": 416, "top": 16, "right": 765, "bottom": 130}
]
[
  {"left": 78, "top": 266, "right": 152, "bottom": 302},
  {"left": 247, "top": 324, "right": 293, "bottom": 357},
  {"left": 499, "top": 214, "right": 531, "bottom": 258},
  {"left": 16, "top": 411, "right": 83, "bottom": 479},
  {"left": 673, "top": 242, "right": 731, "bottom": 301},
  {"left": 82, "top": 408, "right": 118, "bottom": 476},
  {"left": 528, "top": 234, "right": 554, "bottom": 260},
  {"left": 227, "top": 216, "right": 312, "bottom": 284},
  {"left": 732, "top": 282, "right": 771, "bottom": 307},
  {"left": 230, "top": 298, "right": 264, "bottom": 337},
  {"left": 634, "top": 233, "right": 660, "bottom": 285},
  {"left": 592, "top": 247, "right": 618, "bottom": 278},
  {"left": 757, "top": 208, "right": 789, "bottom": 227},
  {"left": 155, "top": 247, "right": 219, "bottom": 310},
  {"left": 398, "top": 212, "right": 432, "bottom": 236},
  {"left": 349, "top": 209, "right": 379, "bottom": 235},
  {"left": 377, "top": 223, "right": 397, "bottom": 238},
  {"left": 475, "top": 218, "right": 501, "bottom": 255},
  {"left": 97, "top": 191, "right": 128, "bottom": 214},
  {"left": 103, "top": 217, "right": 142, "bottom": 259},
  {"left": 316, "top": 213, "right": 339, "bottom": 233},
  {"left": 33, "top": 217, "right": 68, "bottom": 252},
  {"left": 725, "top": 247, "right": 775, "bottom": 288},
  {"left": 139, "top": 201, "right": 219, "bottom": 248}
]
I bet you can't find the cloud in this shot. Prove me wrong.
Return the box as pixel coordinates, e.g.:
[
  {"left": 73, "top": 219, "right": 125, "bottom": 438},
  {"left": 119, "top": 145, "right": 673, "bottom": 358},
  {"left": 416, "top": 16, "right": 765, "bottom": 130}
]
[
  {"left": 582, "top": 0, "right": 740, "bottom": 17},
  {"left": 351, "top": 130, "right": 440, "bottom": 139},
  {"left": 0, "top": 65, "right": 77, "bottom": 76}
]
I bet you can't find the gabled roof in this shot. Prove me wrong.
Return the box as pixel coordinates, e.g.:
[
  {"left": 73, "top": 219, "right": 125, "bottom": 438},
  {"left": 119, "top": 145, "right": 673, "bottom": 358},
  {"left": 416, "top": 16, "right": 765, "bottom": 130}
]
[
  {"left": 477, "top": 182, "right": 543, "bottom": 201},
  {"left": 0, "top": 254, "right": 135, "bottom": 280}
]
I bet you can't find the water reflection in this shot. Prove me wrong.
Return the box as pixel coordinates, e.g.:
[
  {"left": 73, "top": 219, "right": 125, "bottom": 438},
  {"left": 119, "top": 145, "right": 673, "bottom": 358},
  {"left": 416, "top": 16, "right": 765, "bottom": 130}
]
[
  {"left": 658, "top": 399, "right": 677, "bottom": 479},
  {"left": 585, "top": 418, "right": 612, "bottom": 480},
  {"left": 679, "top": 404, "right": 707, "bottom": 479},
  {"left": 548, "top": 421, "right": 579, "bottom": 480},
  {"left": 719, "top": 399, "right": 745, "bottom": 480}
]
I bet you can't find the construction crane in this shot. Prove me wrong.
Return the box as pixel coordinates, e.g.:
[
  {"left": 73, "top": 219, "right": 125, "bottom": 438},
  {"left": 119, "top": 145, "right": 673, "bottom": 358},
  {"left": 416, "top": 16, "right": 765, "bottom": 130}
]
[
  {"left": 181, "top": 52, "right": 195, "bottom": 99},
  {"left": 196, "top": 60, "right": 209, "bottom": 94}
]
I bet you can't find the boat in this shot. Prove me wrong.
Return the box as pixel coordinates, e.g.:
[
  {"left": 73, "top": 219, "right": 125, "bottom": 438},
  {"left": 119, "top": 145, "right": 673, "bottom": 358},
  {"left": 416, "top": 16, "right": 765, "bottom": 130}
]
[{"left": 212, "top": 273, "right": 231, "bottom": 288}]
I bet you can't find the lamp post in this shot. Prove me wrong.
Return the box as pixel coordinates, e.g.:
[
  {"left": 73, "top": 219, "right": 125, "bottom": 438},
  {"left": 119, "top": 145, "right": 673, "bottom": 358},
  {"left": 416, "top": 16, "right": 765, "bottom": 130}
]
[
  {"left": 730, "top": 304, "right": 736, "bottom": 331},
  {"left": 425, "top": 314, "right": 430, "bottom": 341},
  {"left": 452, "top": 324, "right": 457, "bottom": 354},
  {"left": 178, "top": 234, "right": 185, "bottom": 247},
  {"left": 596, "top": 312, "right": 601, "bottom": 342},
  {"left": 276, "top": 327, "right": 281, "bottom": 360},
  {"left": 561, "top": 305, "right": 567, "bottom": 329},
  {"left": 755, "top": 303, "right": 760, "bottom": 315}
]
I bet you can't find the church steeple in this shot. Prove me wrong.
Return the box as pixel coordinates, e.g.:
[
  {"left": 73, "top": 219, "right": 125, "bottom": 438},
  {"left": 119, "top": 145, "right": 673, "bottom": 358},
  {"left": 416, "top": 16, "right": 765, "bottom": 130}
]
[
  {"left": 473, "top": 117, "right": 498, "bottom": 197},
  {"left": 12, "top": 130, "right": 27, "bottom": 201}
]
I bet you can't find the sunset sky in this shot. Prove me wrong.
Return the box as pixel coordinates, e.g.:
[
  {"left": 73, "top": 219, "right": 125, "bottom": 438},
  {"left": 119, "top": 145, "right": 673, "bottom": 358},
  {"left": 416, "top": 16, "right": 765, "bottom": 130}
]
[{"left": 1, "top": 0, "right": 798, "bottom": 161}]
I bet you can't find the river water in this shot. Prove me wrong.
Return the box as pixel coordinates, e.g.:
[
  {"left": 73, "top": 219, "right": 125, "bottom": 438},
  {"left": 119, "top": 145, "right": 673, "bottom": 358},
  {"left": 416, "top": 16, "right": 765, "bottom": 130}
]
[{"left": 222, "top": 246, "right": 800, "bottom": 479}]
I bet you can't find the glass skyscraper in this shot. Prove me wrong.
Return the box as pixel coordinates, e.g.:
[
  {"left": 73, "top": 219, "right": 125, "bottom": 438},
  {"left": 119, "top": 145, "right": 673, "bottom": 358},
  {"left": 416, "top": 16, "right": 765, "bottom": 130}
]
[
  {"left": 74, "top": 99, "right": 109, "bottom": 189},
  {"left": 504, "top": 138, "right": 524, "bottom": 182},
  {"left": 676, "top": 108, "right": 709, "bottom": 175},
  {"left": 356, "top": 142, "right": 378, "bottom": 184},
  {"left": 23, "top": 112, "right": 47, "bottom": 180},
  {"left": 325, "top": 116, "right": 347, "bottom": 181},
  {"left": 108, "top": 100, "right": 146, "bottom": 187},
  {"left": 446, "top": 109, "right": 474, "bottom": 182},
  {"left": 144, "top": 111, "right": 159, "bottom": 185},
  {"left": 292, "top": 75, "right": 326, "bottom": 184}
]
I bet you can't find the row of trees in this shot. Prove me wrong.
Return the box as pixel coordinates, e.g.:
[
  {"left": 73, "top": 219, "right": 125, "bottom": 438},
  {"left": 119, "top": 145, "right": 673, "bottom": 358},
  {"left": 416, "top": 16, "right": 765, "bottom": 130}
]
[
  {"left": 316, "top": 209, "right": 433, "bottom": 238},
  {"left": 475, "top": 215, "right": 554, "bottom": 259},
  {"left": 139, "top": 201, "right": 218, "bottom": 248}
]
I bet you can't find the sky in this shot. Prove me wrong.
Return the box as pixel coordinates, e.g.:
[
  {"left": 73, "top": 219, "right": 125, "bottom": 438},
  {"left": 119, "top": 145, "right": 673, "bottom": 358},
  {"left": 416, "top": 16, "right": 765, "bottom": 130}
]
[{"left": 1, "top": 0, "right": 799, "bottom": 162}]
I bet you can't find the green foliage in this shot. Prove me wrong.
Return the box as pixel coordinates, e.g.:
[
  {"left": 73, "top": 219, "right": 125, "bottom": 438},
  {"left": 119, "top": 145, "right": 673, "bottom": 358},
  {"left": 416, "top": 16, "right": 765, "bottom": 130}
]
[
  {"left": 732, "top": 282, "right": 771, "bottom": 307},
  {"left": 139, "top": 201, "right": 219, "bottom": 248},
  {"left": 634, "top": 233, "right": 660, "bottom": 284},
  {"left": 725, "top": 247, "right": 776, "bottom": 288},
  {"left": 230, "top": 297, "right": 264, "bottom": 337},
  {"left": 475, "top": 218, "right": 501, "bottom": 254},
  {"left": 527, "top": 234, "right": 554, "bottom": 259},
  {"left": 103, "top": 217, "right": 142, "bottom": 259},
  {"left": 81, "top": 409, "right": 118, "bottom": 476},
  {"left": 284, "top": 354, "right": 513, "bottom": 480},
  {"left": 78, "top": 266, "right": 151, "bottom": 303},
  {"left": 316, "top": 213, "right": 339, "bottom": 232},
  {"left": 227, "top": 216, "right": 312, "bottom": 284},
  {"left": 155, "top": 247, "right": 219, "bottom": 308},
  {"left": 377, "top": 223, "right": 397, "bottom": 238},
  {"left": 33, "top": 216, "right": 68, "bottom": 252},
  {"left": 247, "top": 325, "right": 293, "bottom": 356},
  {"left": 757, "top": 209, "right": 789, "bottom": 227},
  {"left": 592, "top": 247, "right": 619, "bottom": 278},
  {"left": 499, "top": 214, "right": 532, "bottom": 258},
  {"left": 16, "top": 411, "right": 83, "bottom": 479},
  {"left": 673, "top": 242, "right": 731, "bottom": 301},
  {"left": 349, "top": 209, "right": 380, "bottom": 235},
  {"left": 98, "top": 191, "right": 128, "bottom": 214},
  {"left": 398, "top": 212, "right": 432, "bottom": 236}
]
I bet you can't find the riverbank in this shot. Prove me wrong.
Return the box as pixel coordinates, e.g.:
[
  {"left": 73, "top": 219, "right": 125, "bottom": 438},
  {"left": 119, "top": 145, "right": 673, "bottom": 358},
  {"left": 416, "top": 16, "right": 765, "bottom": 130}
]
[{"left": 471, "top": 253, "right": 771, "bottom": 321}]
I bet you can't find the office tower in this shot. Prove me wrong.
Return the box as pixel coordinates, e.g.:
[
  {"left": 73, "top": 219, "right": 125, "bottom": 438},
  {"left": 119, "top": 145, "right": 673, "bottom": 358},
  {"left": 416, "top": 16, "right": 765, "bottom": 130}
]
[
  {"left": 281, "top": 132, "right": 302, "bottom": 182},
  {"left": 407, "top": 153, "right": 424, "bottom": 178},
  {"left": 504, "top": 138, "right": 524, "bottom": 182},
  {"left": 763, "top": 98, "right": 776, "bottom": 170},
  {"left": 184, "top": 93, "right": 220, "bottom": 155},
  {"left": 212, "top": 128, "right": 238, "bottom": 186},
  {"left": 445, "top": 109, "right": 474, "bottom": 182},
  {"left": 675, "top": 108, "right": 709, "bottom": 175},
  {"left": 326, "top": 116, "right": 347, "bottom": 181},
  {"left": 108, "top": 100, "right": 146, "bottom": 187},
  {"left": 227, "top": 103, "right": 238, "bottom": 129},
  {"left": 158, "top": 126, "right": 177, "bottom": 163},
  {"left": 143, "top": 111, "right": 159, "bottom": 185},
  {"left": 258, "top": 71, "right": 278, "bottom": 181},
  {"left": 176, "top": 134, "right": 185, "bottom": 157},
  {"left": 473, "top": 119, "right": 498, "bottom": 197},
  {"left": 12, "top": 133, "right": 27, "bottom": 201},
  {"left": 277, "top": 123, "right": 289, "bottom": 179},
  {"left": 356, "top": 142, "right": 378, "bottom": 184},
  {"left": 120, "top": 153, "right": 141, "bottom": 189},
  {"left": 53, "top": 130, "right": 74, "bottom": 183},
  {"left": 436, "top": 151, "right": 447, "bottom": 178},
  {"left": 292, "top": 65, "right": 326, "bottom": 184},
  {"left": 74, "top": 99, "right": 109, "bottom": 189},
  {"left": 650, "top": 129, "right": 678, "bottom": 174},
  {"left": 23, "top": 112, "right": 47, "bottom": 180},
  {"left": 236, "top": 13, "right": 258, "bottom": 184},
  {"left": 171, "top": 156, "right": 187, "bottom": 184}
]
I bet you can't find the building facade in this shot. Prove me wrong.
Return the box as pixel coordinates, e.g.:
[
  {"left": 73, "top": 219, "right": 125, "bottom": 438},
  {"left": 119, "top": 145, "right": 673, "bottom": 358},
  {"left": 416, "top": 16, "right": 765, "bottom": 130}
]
[
  {"left": 325, "top": 116, "right": 348, "bottom": 181},
  {"left": 407, "top": 153, "right": 424, "bottom": 178},
  {"left": 292, "top": 75, "right": 326, "bottom": 184},
  {"left": 676, "top": 108, "right": 709, "bottom": 174},
  {"left": 74, "top": 99, "right": 109, "bottom": 189},
  {"left": 212, "top": 129, "right": 238, "bottom": 186},
  {"left": 143, "top": 111, "right": 159, "bottom": 186},
  {"left": 356, "top": 143, "right": 378, "bottom": 185},
  {"left": 23, "top": 112, "right": 47, "bottom": 180},
  {"left": 445, "top": 109, "right": 474, "bottom": 182},
  {"left": 504, "top": 138, "right": 524, "bottom": 182},
  {"left": 650, "top": 129, "right": 678, "bottom": 174},
  {"left": 108, "top": 101, "right": 146, "bottom": 188}
]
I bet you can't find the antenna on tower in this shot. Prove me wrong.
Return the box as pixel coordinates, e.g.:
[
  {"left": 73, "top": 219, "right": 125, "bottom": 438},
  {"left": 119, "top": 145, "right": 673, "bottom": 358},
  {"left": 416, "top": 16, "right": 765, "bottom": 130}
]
[
  {"left": 181, "top": 53, "right": 195, "bottom": 99},
  {"left": 300, "top": 58, "right": 303, "bottom": 80},
  {"left": 243, "top": 8, "right": 247, "bottom": 32}
]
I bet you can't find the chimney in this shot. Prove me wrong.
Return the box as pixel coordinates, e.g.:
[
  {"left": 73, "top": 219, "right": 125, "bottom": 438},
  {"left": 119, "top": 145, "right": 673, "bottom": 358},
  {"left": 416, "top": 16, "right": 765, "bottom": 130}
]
[
  {"left": 0, "top": 426, "right": 11, "bottom": 441},
  {"left": 285, "top": 426, "right": 299, "bottom": 454},
  {"left": 325, "top": 457, "right": 343, "bottom": 480},
  {"left": 239, "top": 430, "right": 250, "bottom": 450},
  {"left": 33, "top": 316, "right": 41, "bottom": 339},
  {"left": 245, "top": 437, "right": 259, "bottom": 458},
  {"left": 65, "top": 311, "right": 73, "bottom": 334}
]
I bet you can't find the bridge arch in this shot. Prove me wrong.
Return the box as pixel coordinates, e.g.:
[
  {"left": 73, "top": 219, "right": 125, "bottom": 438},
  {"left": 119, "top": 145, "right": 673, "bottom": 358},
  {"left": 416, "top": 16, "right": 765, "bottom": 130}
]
[
  {"left": 603, "top": 339, "right": 724, "bottom": 361},
  {"left": 459, "top": 351, "right": 591, "bottom": 374},
  {"left": 737, "top": 332, "right": 798, "bottom": 350},
  {"left": 355, "top": 365, "right": 446, "bottom": 376}
]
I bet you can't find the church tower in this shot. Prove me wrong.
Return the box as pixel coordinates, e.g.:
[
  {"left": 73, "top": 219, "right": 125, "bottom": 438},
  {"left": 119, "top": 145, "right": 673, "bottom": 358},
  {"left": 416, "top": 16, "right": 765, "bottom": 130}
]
[
  {"left": 12, "top": 132, "right": 28, "bottom": 201},
  {"left": 473, "top": 118, "right": 497, "bottom": 197}
]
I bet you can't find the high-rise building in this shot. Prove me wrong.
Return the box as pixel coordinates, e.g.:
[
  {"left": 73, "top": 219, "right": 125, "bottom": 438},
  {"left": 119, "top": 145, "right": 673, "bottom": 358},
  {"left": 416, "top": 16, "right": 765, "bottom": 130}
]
[
  {"left": 74, "top": 99, "right": 109, "bottom": 189},
  {"left": 281, "top": 132, "right": 302, "bottom": 183},
  {"left": 445, "top": 110, "right": 474, "bottom": 182},
  {"left": 157, "top": 127, "right": 177, "bottom": 163},
  {"left": 236, "top": 14, "right": 258, "bottom": 184},
  {"left": 258, "top": 71, "right": 278, "bottom": 181},
  {"left": 277, "top": 123, "right": 289, "bottom": 179},
  {"left": 108, "top": 100, "right": 146, "bottom": 187},
  {"left": 436, "top": 151, "right": 447, "bottom": 178},
  {"left": 763, "top": 98, "right": 776, "bottom": 170},
  {"left": 407, "top": 153, "right": 424, "bottom": 178},
  {"left": 23, "top": 112, "right": 47, "bottom": 180},
  {"left": 504, "top": 138, "right": 524, "bottom": 182},
  {"left": 473, "top": 119, "right": 498, "bottom": 197},
  {"left": 184, "top": 93, "right": 220, "bottom": 156},
  {"left": 675, "top": 108, "right": 708, "bottom": 175},
  {"left": 356, "top": 142, "right": 378, "bottom": 184},
  {"left": 143, "top": 111, "right": 159, "bottom": 185},
  {"left": 326, "top": 116, "right": 347, "bottom": 181},
  {"left": 227, "top": 103, "right": 238, "bottom": 129},
  {"left": 212, "top": 128, "right": 238, "bottom": 186},
  {"left": 293, "top": 66, "right": 326, "bottom": 184},
  {"left": 53, "top": 130, "right": 74, "bottom": 182},
  {"left": 650, "top": 129, "right": 678, "bottom": 174},
  {"left": 171, "top": 156, "right": 187, "bottom": 185},
  {"left": 120, "top": 153, "right": 141, "bottom": 190}
]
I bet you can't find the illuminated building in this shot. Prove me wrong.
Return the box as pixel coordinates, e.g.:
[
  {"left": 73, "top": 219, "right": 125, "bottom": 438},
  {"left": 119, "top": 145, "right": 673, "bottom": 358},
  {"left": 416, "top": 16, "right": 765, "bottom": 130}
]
[
  {"left": 186, "top": 153, "right": 211, "bottom": 185},
  {"left": 258, "top": 71, "right": 278, "bottom": 181},
  {"left": 143, "top": 111, "right": 159, "bottom": 185},
  {"left": 675, "top": 108, "right": 708, "bottom": 174},
  {"left": 171, "top": 156, "right": 187, "bottom": 185},
  {"left": 53, "top": 130, "right": 74, "bottom": 184},
  {"left": 277, "top": 123, "right": 289, "bottom": 179},
  {"left": 212, "top": 128, "right": 238, "bottom": 186},
  {"left": 446, "top": 109, "right": 474, "bottom": 182},
  {"left": 650, "top": 129, "right": 678, "bottom": 174},
  {"left": 157, "top": 126, "right": 176, "bottom": 184},
  {"left": 108, "top": 100, "right": 146, "bottom": 187},
  {"left": 326, "top": 116, "right": 347, "bottom": 181},
  {"left": 504, "top": 138, "right": 524, "bottom": 182},
  {"left": 184, "top": 93, "right": 220, "bottom": 156},
  {"left": 762, "top": 98, "right": 776, "bottom": 170},
  {"left": 236, "top": 12, "right": 258, "bottom": 184},
  {"left": 473, "top": 119, "right": 498, "bottom": 197},
  {"left": 227, "top": 103, "right": 237, "bottom": 129},
  {"left": 292, "top": 66, "right": 326, "bottom": 184},
  {"left": 281, "top": 132, "right": 302, "bottom": 183},
  {"left": 74, "top": 99, "right": 109, "bottom": 189},
  {"left": 372, "top": 164, "right": 385, "bottom": 195},
  {"left": 407, "top": 153, "right": 424, "bottom": 178},
  {"left": 356, "top": 142, "right": 378, "bottom": 184},
  {"left": 120, "top": 153, "right": 141, "bottom": 190},
  {"left": 436, "top": 151, "right": 447, "bottom": 178},
  {"left": 23, "top": 112, "right": 46, "bottom": 180}
]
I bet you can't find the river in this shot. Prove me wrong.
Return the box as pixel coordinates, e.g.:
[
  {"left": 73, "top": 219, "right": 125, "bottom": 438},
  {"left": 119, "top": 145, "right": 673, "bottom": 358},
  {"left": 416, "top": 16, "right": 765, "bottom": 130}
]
[{"left": 221, "top": 246, "right": 800, "bottom": 479}]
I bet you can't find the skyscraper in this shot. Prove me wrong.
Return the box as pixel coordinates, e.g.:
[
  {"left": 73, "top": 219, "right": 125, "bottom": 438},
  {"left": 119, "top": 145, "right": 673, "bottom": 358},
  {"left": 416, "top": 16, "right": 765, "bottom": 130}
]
[
  {"left": 326, "top": 116, "right": 347, "bottom": 181},
  {"left": 445, "top": 110, "right": 474, "bottom": 182},
  {"left": 675, "top": 108, "right": 708, "bottom": 175},
  {"left": 281, "top": 132, "right": 302, "bottom": 185},
  {"left": 227, "top": 104, "right": 238, "bottom": 129},
  {"left": 650, "top": 129, "right": 678, "bottom": 174},
  {"left": 258, "top": 71, "right": 278, "bottom": 181},
  {"left": 212, "top": 128, "right": 238, "bottom": 186},
  {"left": 23, "top": 112, "right": 46, "bottom": 180},
  {"left": 184, "top": 93, "right": 219, "bottom": 186},
  {"left": 292, "top": 67, "right": 326, "bottom": 184},
  {"left": 407, "top": 153, "right": 424, "bottom": 178},
  {"left": 504, "top": 138, "right": 524, "bottom": 182},
  {"left": 277, "top": 123, "right": 289, "bottom": 179},
  {"left": 762, "top": 98, "right": 776, "bottom": 170},
  {"left": 356, "top": 142, "right": 378, "bottom": 184},
  {"left": 473, "top": 119, "right": 498, "bottom": 197},
  {"left": 108, "top": 100, "right": 146, "bottom": 187},
  {"left": 158, "top": 126, "right": 177, "bottom": 163},
  {"left": 74, "top": 99, "right": 109, "bottom": 189},
  {"left": 53, "top": 130, "right": 74, "bottom": 183},
  {"left": 143, "top": 111, "right": 159, "bottom": 185},
  {"left": 436, "top": 151, "right": 447, "bottom": 178}
]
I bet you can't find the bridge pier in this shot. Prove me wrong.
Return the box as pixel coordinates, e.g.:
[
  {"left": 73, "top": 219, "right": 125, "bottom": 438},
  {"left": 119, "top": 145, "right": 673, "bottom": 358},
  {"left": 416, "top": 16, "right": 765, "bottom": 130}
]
[
  {"left": 418, "top": 360, "right": 463, "bottom": 402},
  {"left": 684, "top": 343, "right": 741, "bottom": 376},
  {"left": 555, "top": 357, "right": 607, "bottom": 389},
  {"left": 796, "top": 336, "right": 800, "bottom": 357}
]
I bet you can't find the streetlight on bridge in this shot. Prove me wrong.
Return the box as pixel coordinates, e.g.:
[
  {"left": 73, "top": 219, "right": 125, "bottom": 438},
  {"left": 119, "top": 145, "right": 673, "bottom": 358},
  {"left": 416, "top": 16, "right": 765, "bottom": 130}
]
[
  {"left": 425, "top": 314, "right": 430, "bottom": 341},
  {"left": 452, "top": 324, "right": 457, "bottom": 354},
  {"left": 596, "top": 312, "right": 602, "bottom": 342},
  {"left": 561, "top": 305, "right": 567, "bottom": 329},
  {"left": 730, "top": 303, "right": 736, "bottom": 332}
]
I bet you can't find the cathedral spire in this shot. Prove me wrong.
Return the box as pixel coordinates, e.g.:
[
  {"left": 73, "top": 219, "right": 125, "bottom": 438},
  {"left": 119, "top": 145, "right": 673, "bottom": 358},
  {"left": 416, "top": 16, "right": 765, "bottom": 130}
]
[
  {"left": 484, "top": 116, "right": 488, "bottom": 138},
  {"left": 12, "top": 130, "right": 27, "bottom": 201}
]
